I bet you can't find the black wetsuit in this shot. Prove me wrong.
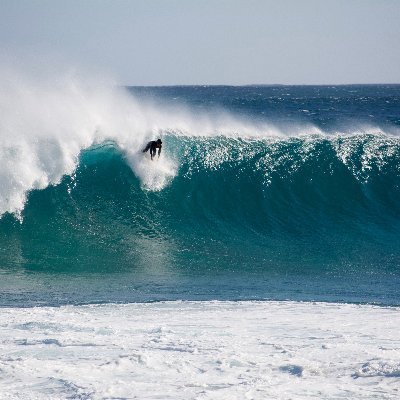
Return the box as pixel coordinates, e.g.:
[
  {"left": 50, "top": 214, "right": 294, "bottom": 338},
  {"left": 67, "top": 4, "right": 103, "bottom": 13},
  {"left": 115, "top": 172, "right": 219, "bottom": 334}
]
[{"left": 142, "top": 140, "right": 162, "bottom": 160}]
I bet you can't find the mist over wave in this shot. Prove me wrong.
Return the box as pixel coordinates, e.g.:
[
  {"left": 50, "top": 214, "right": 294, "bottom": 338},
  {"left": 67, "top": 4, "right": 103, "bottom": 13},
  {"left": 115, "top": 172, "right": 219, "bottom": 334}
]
[
  {"left": 0, "top": 69, "right": 263, "bottom": 215},
  {"left": 0, "top": 67, "right": 176, "bottom": 215}
]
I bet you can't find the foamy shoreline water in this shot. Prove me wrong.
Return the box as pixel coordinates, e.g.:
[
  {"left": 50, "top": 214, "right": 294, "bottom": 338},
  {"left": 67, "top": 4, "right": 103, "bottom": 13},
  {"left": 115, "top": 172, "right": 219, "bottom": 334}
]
[{"left": 0, "top": 301, "right": 399, "bottom": 399}]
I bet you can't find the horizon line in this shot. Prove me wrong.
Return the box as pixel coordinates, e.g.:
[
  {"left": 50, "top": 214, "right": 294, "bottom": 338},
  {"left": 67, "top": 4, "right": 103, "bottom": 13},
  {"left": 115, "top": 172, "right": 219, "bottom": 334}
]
[{"left": 124, "top": 82, "right": 400, "bottom": 88}]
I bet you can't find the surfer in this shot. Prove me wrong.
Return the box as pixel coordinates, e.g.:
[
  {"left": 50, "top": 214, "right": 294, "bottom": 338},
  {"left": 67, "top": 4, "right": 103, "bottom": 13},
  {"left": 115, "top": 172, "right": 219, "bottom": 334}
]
[{"left": 142, "top": 139, "right": 162, "bottom": 160}]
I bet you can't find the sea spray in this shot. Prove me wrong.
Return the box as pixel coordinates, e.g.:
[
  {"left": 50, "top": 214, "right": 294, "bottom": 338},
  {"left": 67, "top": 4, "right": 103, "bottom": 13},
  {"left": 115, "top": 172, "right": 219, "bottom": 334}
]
[
  {"left": 0, "top": 68, "right": 286, "bottom": 216},
  {"left": 124, "top": 148, "right": 177, "bottom": 191}
]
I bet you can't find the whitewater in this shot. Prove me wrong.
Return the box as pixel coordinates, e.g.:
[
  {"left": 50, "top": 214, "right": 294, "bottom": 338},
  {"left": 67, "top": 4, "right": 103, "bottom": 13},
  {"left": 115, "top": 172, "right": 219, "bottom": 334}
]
[
  {"left": 0, "top": 69, "right": 400, "bottom": 398},
  {"left": 1, "top": 301, "right": 399, "bottom": 399}
]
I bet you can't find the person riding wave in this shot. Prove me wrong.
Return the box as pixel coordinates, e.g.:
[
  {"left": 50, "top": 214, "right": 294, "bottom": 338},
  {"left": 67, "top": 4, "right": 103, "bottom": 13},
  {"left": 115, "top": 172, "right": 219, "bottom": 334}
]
[{"left": 142, "top": 139, "right": 162, "bottom": 160}]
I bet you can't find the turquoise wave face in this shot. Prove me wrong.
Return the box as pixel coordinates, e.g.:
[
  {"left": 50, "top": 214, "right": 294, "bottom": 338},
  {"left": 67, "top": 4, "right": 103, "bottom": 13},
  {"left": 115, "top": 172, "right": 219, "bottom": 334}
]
[{"left": 0, "top": 133, "right": 399, "bottom": 306}]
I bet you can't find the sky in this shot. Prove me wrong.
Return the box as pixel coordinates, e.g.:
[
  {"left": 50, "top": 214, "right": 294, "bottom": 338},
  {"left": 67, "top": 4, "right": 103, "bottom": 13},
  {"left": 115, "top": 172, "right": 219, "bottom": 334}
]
[{"left": 0, "top": 0, "right": 399, "bottom": 85}]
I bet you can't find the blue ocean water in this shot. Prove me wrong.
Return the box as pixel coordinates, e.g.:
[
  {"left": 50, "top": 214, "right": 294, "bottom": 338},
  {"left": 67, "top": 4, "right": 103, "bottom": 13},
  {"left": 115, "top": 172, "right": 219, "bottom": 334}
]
[{"left": 1, "top": 85, "right": 399, "bottom": 307}]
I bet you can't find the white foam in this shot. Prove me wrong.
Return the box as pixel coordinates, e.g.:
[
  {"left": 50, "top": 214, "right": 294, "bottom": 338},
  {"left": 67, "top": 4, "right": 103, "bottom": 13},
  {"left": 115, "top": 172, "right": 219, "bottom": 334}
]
[
  {"left": 125, "top": 149, "right": 177, "bottom": 191},
  {"left": 0, "top": 301, "right": 399, "bottom": 399}
]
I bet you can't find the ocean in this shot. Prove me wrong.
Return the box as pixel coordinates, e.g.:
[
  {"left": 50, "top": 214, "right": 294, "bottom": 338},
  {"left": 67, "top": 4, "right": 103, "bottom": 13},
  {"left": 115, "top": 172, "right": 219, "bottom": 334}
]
[
  {"left": 1, "top": 84, "right": 399, "bottom": 307},
  {"left": 0, "top": 81, "right": 399, "bottom": 398}
]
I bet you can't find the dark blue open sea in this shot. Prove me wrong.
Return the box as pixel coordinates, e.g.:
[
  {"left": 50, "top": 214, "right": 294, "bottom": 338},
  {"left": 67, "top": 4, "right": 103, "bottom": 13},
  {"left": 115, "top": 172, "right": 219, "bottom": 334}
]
[{"left": 1, "top": 84, "right": 399, "bottom": 307}]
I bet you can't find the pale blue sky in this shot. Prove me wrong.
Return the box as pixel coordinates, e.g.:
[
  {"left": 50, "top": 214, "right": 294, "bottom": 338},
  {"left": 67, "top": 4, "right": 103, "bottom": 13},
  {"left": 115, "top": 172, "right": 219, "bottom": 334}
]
[{"left": 0, "top": 0, "right": 399, "bottom": 85}]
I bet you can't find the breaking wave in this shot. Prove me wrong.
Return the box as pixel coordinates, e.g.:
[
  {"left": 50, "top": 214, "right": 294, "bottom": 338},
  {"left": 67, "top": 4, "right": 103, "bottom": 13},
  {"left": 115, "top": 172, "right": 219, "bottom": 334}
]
[{"left": 1, "top": 69, "right": 400, "bottom": 292}]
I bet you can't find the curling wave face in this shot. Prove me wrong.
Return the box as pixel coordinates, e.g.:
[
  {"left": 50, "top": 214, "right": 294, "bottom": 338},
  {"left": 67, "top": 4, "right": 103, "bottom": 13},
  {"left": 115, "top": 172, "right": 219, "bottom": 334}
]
[{"left": 0, "top": 133, "right": 399, "bottom": 304}]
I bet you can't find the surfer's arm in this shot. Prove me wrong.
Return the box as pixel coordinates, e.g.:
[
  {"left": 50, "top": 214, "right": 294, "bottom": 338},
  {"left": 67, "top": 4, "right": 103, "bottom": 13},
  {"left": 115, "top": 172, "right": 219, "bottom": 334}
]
[
  {"left": 158, "top": 147, "right": 162, "bottom": 157},
  {"left": 142, "top": 143, "right": 150, "bottom": 153}
]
